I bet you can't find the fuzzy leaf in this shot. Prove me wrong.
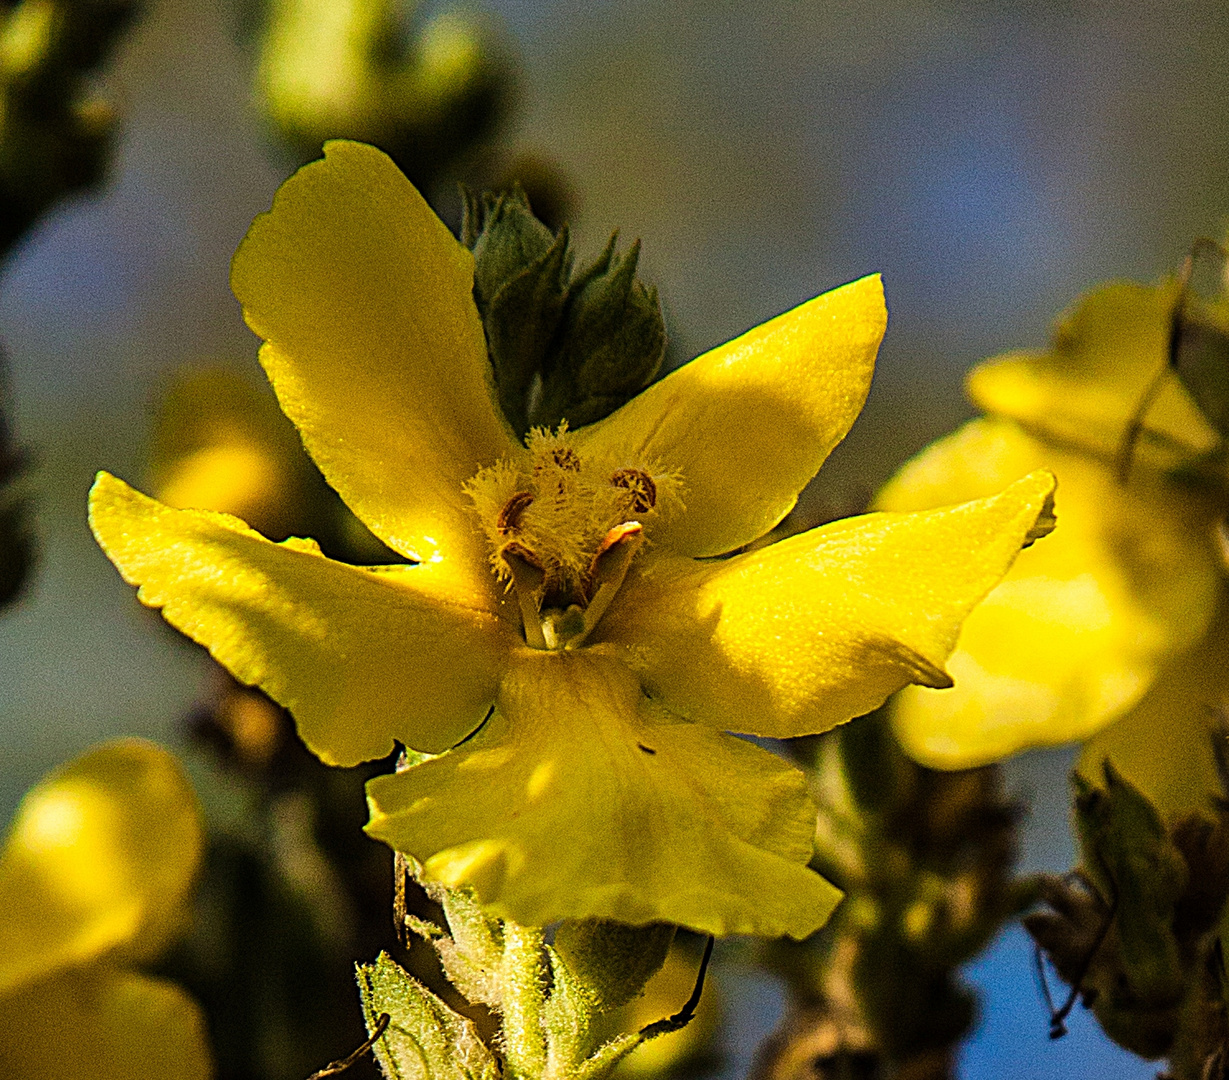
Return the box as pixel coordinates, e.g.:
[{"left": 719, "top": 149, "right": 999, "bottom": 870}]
[
  {"left": 418, "top": 881, "right": 505, "bottom": 1010},
  {"left": 357, "top": 952, "right": 499, "bottom": 1080}
]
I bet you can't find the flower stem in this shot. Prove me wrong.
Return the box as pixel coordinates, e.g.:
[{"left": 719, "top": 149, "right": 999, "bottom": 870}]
[{"left": 501, "top": 923, "right": 549, "bottom": 1078}]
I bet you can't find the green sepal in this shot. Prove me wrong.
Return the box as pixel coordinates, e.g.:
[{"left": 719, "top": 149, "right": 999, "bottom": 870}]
[
  {"left": 485, "top": 229, "right": 571, "bottom": 434},
  {"left": 410, "top": 874, "right": 504, "bottom": 1010},
  {"left": 1073, "top": 762, "right": 1188, "bottom": 1007},
  {"left": 464, "top": 191, "right": 666, "bottom": 435},
  {"left": 464, "top": 186, "right": 569, "bottom": 434},
  {"left": 1024, "top": 873, "right": 1181, "bottom": 1058},
  {"left": 541, "top": 943, "right": 592, "bottom": 1074},
  {"left": 553, "top": 919, "right": 676, "bottom": 1014},
  {"left": 532, "top": 237, "right": 666, "bottom": 431},
  {"left": 356, "top": 951, "right": 500, "bottom": 1080},
  {"left": 467, "top": 186, "right": 557, "bottom": 310}
]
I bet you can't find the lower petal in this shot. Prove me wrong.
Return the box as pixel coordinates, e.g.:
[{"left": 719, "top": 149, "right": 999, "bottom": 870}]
[{"left": 365, "top": 651, "right": 841, "bottom": 939}]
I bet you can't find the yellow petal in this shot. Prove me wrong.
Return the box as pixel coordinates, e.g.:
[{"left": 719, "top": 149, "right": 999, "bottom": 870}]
[
  {"left": 89, "top": 472, "right": 511, "bottom": 764},
  {"left": 597, "top": 470, "right": 1055, "bottom": 739},
  {"left": 1076, "top": 598, "right": 1229, "bottom": 821},
  {"left": 0, "top": 740, "right": 202, "bottom": 996},
  {"left": 968, "top": 280, "right": 1218, "bottom": 468},
  {"left": 366, "top": 651, "right": 842, "bottom": 938},
  {"left": 877, "top": 418, "right": 1219, "bottom": 768},
  {"left": 230, "top": 139, "right": 518, "bottom": 585},
  {"left": 0, "top": 967, "right": 211, "bottom": 1080},
  {"left": 572, "top": 275, "right": 886, "bottom": 557}
]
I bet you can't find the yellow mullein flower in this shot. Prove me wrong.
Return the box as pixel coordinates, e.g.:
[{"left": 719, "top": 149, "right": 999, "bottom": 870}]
[
  {"left": 877, "top": 280, "right": 1224, "bottom": 768},
  {"left": 89, "top": 140, "right": 1055, "bottom": 938},
  {"left": 0, "top": 739, "right": 210, "bottom": 1079}
]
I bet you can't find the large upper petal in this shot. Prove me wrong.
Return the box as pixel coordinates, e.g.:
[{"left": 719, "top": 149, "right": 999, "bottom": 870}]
[
  {"left": 877, "top": 418, "right": 1219, "bottom": 768},
  {"left": 0, "top": 740, "right": 202, "bottom": 997},
  {"left": 0, "top": 967, "right": 211, "bottom": 1080},
  {"left": 366, "top": 650, "right": 842, "bottom": 939},
  {"left": 572, "top": 274, "right": 886, "bottom": 557},
  {"left": 89, "top": 472, "right": 511, "bottom": 764},
  {"left": 968, "top": 280, "right": 1218, "bottom": 468},
  {"left": 596, "top": 470, "right": 1056, "bottom": 738},
  {"left": 230, "top": 139, "right": 518, "bottom": 585}
]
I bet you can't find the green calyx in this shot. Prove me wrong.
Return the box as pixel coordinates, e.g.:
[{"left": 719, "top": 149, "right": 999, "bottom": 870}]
[
  {"left": 1072, "top": 761, "right": 1188, "bottom": 1010},
  {"left": 463, "top": 186, "right": 666, "bottom": 437},
  {"left": 362, "top": 864, "right": 699, "bottom": 1080}
]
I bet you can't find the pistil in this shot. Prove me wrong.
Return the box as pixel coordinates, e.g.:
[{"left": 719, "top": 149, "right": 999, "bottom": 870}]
[{"left": 503, "top": 522, "right": 644, "bottom": 651}]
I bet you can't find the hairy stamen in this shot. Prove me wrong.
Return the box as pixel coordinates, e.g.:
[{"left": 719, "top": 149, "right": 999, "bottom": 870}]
[
  {"left": 573, "top": 522, "right": 644, "bottom": 645},
  {"left": 552, "top": 446, "right": 582, "bottom": 471}
]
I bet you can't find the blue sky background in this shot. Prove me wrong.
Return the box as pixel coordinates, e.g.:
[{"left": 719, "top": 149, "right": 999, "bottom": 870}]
[{"left": 4, "top": 1, "right": 1227, "bottom": 1075}]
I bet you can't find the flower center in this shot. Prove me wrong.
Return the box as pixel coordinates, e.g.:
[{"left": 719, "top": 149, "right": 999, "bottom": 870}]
[{"left": 465, "top": 426, "right": 681, "bottom": 650}]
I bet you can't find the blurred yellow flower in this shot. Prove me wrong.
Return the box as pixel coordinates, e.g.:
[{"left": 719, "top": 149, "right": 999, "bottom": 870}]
[
  {"left": 0, "top": 739, "right": 210, "bottom": 1080},
  {"left": 89, "top": 141, "right": 1054, "bottom": 938},
  {"left": 877, "top": 280, "right": 1224, "bottom": 768},
  {"left": 149, "top": 366, "right": 307, "bottom": 540}
]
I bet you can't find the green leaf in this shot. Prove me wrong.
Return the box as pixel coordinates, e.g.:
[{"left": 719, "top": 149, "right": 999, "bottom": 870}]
[{"left": 356, "top": 952, "right": 499, "bottom": 1080}]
